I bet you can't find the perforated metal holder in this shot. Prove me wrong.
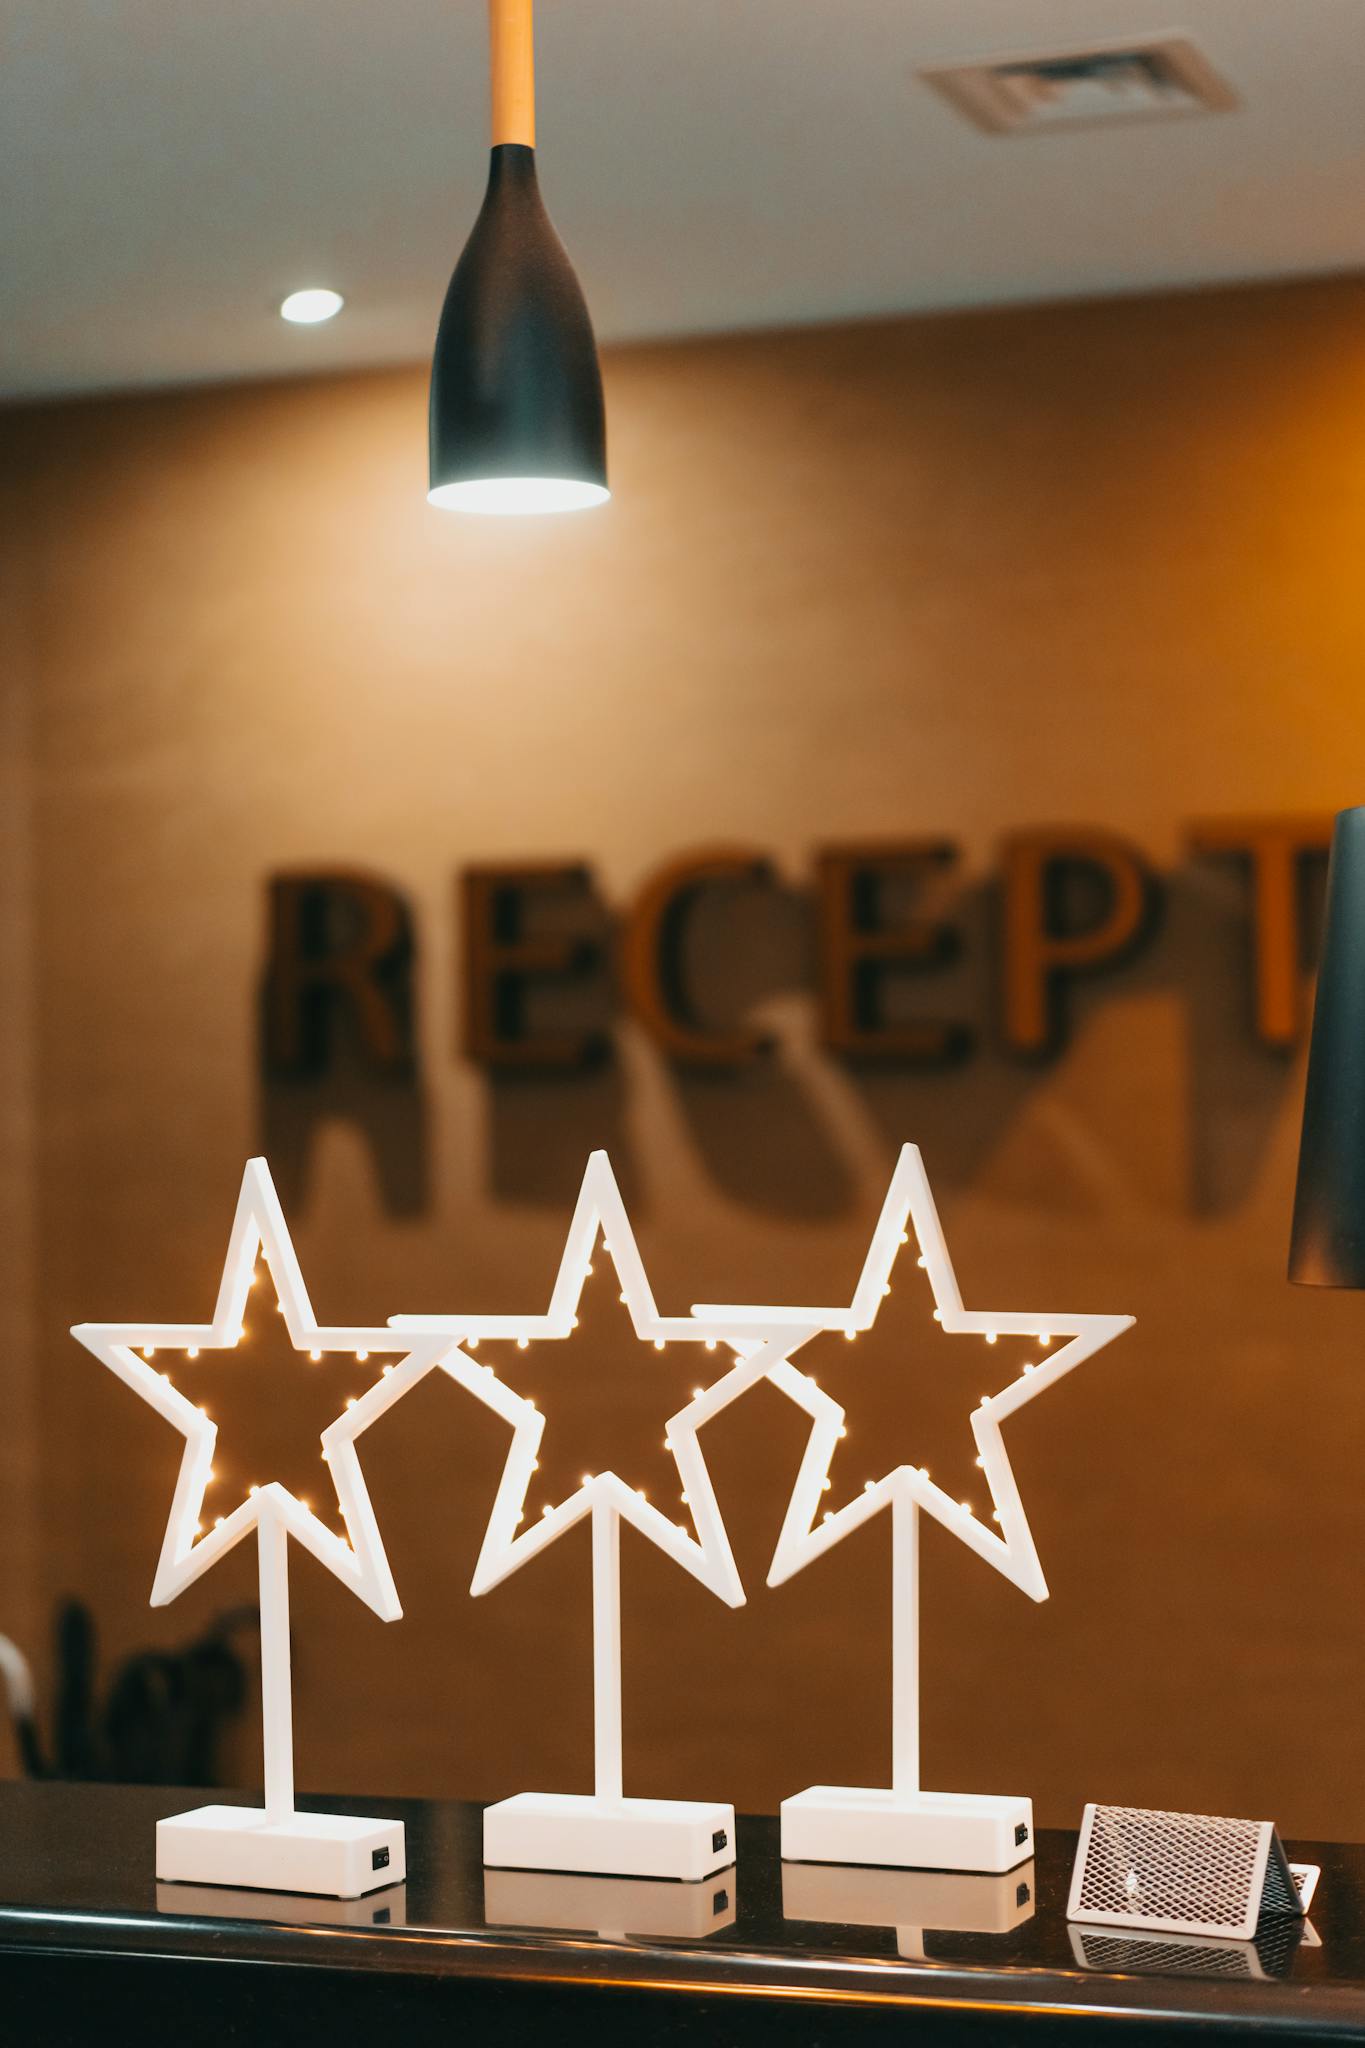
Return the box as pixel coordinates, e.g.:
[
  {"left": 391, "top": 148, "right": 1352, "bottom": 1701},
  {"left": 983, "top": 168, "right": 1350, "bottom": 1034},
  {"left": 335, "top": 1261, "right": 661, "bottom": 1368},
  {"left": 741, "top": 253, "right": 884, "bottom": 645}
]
[{"left": 1067, "top": 1804, "right": 1320, "bottom": 1943}]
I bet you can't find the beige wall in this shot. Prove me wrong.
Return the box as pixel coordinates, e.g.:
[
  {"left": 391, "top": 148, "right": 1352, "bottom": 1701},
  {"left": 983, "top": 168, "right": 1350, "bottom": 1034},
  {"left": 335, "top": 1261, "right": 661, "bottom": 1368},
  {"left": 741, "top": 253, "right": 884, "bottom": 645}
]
[{"left": 4, "top": 275, "right": 1365, "bottom": 1833}]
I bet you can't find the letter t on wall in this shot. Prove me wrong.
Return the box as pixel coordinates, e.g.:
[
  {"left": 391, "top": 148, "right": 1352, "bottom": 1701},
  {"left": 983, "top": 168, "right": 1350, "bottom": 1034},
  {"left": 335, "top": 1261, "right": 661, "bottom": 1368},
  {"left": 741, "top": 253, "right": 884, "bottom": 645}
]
[{"left": 1189, "top": 816, "right": 1333, "bottom": 1048}]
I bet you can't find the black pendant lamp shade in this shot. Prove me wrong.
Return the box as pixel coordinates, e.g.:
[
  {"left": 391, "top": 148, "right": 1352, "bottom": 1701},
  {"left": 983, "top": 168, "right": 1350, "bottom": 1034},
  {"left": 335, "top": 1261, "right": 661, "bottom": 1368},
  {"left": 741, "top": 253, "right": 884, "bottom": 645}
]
[
  {"left": 1289, "top": 804, "right": 1365, "bottom": 1286},
  {"left": 428, "top": 1, "right": 607, "bottom": 514}
]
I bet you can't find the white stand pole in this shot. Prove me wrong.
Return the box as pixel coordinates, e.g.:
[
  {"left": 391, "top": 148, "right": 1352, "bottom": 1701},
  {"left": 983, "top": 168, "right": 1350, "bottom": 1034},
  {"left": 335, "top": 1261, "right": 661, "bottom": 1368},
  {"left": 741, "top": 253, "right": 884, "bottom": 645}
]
[
  {"left": 484, "top": 1496, "right": 734, "bottom": 1878},
  {"left": 258, "top": 1507, "right": 295, "bottom": 1823},
  {"left": 891, "top": 1490, "right": 919, "bottom": 1803},
  {"left": 156, "top": 1500, "right": 406, "bottom": 1895},
  {"left": 783, "top": 1486, "right": 1031, "bottom": 1872},
  {"left": 593, "top": 1504, "right": 624, "bottom": 1807}
]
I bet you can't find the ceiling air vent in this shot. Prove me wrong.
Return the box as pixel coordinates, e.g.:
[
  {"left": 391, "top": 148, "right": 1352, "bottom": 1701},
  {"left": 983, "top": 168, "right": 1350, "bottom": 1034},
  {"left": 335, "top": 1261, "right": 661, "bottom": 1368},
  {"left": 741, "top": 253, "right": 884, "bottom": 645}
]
[{"left": 920, "top": 35, "right": 1237, "bottom": 137}]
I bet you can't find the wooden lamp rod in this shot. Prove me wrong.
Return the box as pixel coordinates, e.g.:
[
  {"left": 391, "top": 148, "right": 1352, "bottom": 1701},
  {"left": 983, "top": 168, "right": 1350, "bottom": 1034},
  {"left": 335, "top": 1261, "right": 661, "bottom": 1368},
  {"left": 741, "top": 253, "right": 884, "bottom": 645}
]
[{"left": 490, "top": 0, "right": 536, "bottom": 148}]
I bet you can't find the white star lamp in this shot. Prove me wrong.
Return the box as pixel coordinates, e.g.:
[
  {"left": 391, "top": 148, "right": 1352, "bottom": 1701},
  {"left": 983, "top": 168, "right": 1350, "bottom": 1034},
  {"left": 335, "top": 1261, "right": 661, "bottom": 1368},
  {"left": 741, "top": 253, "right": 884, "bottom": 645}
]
[
  {"left": 71, "top": 1158, "right": 449, "bottom": 1899},
  {"left": 392, "top": 1149, "right": 788, "bottom": 1882},
  {"left": 694, "top": 1142, "right": 1134, "bottom": 1874}
]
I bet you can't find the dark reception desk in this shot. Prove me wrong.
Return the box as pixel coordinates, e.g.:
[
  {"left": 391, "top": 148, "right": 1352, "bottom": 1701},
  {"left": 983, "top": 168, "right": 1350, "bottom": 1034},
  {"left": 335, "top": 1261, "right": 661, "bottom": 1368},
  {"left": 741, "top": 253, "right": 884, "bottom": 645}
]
[{"left": 1, "top": 1783, "right": 1362, "bottom": 2044}]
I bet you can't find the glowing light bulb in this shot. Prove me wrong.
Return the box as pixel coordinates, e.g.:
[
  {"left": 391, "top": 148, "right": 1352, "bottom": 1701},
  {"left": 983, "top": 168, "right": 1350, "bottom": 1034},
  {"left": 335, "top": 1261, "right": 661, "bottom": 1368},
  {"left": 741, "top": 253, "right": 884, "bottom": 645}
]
[
  {"left": 654, "top": 1338, "right": 665, "bottom": 1351},
  {"left": 280, "top": 287, "right": 344, "bottom": 325},
  {"left": 823, "top": 1510, "right": 834, "bottom": 1523},
  {"left": 345, "top": 1397, "right": 356, "bottom": 1410},
  {"left": 215, "top": 1516, "right": 224, "bottom": 1528},
  {"left": 467, "top": 1337, "right": 479, "bottom": 1351},
  {"left": 1024, "top": 1362, "right": 1037, "bottom": 1375},
  {"left": 382, "top": 1364, "right": 395, "bottom": 1377},
  {"left": 1038, "top": 1333, "right": 1051, "bottom": 1346},
  {"left": 309, "top": 1349, "right": 322, "bottom": 1362},
  {"left": 517, "top": 1337, "right": 529, "bottom": 1351},
  {"left": 992, "top": 1510, "right": 1001, "bottom": 1523},
  {"left": 531, "top": 1458, "right": 539, "bottom": 1471},
  {"left": 143, "top": 1347, "right": 155, "bottom": 1360},
  {"left": 186, "top": 1346, "right": 199, "bottom": 1359},
  {"left": 581, "top": 1474, "right": 592, "bottom": 1488},
  {"left": 917, "top": 1255, "right": 926, "bottom": 1269},
  {"left": 864, "top": 1479, "right": 875, "bottom": 1492},
  {"left": 618, "top": 1291, "right": 627, "bottom": 1305},
  {"left": 960, "top": 1500, "right": 973, "bottom": 1514},
  {"left": 542, "top": 1505, "right": 553, "bottom": 1518},
  {"left": 985, "top": 1332, "right": 997, "bottom": 1345},
  {"left": 355, "top": 1349, "right": 368, "bottom": 1363},
  {"left": 249, "top": 1485, "right": 259, "bottom": 1497},
  {"left": 233, "top": 1329, "right": 245, "bottom": 1346},
  {"left": 900, "top": 1231, "right": 909, "bottom": 1245},
  {"left": 821, "top": 1476, "right": 832, "bottom": 1491},
  {"left": 680, "top": 1492, "right": 690, "bottom": 1506},
  {"left": 691, "top": 1387, "right": 704, "bottom": 1400},
  {"left": 932, "top": 1309, "right": 942, "bottom": 1323},
  {"left": 705, "top": 1338, "right": 716, "bottom": 1351},
  {"left": 570, "top": 1316, "right": 579, "bottom": 1329},
  {"left": 637, "top": 1488, "right": 647, "bottom": 1501},
  {"left": 585, "top": 1263, "right": 594, "bottom": 1278},
  {"left": 974, "top": 1455, "right": 984, "bottom": 1468},
  {"left": 844, "top": 1329, "right": 856, "bottom": 1342},
  {"left": 882, "top": 1283, "right": 892, "bottom": 1297}
]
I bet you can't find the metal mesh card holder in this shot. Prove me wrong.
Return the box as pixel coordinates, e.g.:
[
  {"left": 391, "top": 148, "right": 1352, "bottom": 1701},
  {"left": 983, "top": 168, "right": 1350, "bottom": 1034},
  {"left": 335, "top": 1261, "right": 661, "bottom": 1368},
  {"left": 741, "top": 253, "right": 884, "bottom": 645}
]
[{"left": 1067, "top": 1804, "right": 1321, "bottom": 1942}]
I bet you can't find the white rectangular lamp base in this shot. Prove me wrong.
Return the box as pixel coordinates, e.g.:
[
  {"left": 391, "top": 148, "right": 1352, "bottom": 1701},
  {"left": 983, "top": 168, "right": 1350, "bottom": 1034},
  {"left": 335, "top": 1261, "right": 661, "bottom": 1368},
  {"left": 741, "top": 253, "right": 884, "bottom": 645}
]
[
  {"left": 782, "top": 1787, "right": 1033, "bottom": 1874},
  {"left": 156, "top": 1805, "right": 406, "bottom": 1900},
  {"left": 484, "top": 1793, "right": 736, "bottom": 1882}
]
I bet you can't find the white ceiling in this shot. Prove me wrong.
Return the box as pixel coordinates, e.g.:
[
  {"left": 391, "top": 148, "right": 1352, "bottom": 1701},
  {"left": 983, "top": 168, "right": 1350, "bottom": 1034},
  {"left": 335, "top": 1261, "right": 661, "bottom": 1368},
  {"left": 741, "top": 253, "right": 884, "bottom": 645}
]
[{"left": 3, "top": 1, "right": 1363, "bottom": 401}]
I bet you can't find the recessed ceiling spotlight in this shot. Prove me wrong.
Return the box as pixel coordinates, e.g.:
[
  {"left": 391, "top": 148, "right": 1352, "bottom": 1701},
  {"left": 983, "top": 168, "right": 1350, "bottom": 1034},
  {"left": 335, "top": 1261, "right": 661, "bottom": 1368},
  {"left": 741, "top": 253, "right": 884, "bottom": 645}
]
[{"left": 279, "top": 288, "right": 344, "bottom": 326}]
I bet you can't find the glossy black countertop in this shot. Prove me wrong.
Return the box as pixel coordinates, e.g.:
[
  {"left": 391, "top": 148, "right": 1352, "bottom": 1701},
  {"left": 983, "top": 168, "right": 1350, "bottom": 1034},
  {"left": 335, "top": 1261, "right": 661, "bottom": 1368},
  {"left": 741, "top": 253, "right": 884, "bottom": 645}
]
[{"left": 1, "top": 1783, "right": 1363, "bottom": 2043}]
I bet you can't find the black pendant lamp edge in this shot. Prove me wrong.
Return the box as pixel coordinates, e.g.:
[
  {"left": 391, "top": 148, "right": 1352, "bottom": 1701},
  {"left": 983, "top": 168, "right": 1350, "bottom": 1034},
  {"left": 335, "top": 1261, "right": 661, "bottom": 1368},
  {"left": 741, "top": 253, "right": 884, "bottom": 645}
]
[{"left": 1288, "top": 801, "right": 1365, "bottom": 1287}]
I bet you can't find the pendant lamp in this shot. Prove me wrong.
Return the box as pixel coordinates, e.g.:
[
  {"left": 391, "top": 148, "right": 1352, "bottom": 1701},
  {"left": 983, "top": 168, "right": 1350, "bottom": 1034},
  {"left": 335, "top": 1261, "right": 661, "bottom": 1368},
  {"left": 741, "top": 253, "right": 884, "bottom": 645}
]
[
  {"left": 428, "top": 0, "right": 609, "bottom": 514},
  {"left": 1289, "top": 804, "right": 1365, "bottom": 1286}
]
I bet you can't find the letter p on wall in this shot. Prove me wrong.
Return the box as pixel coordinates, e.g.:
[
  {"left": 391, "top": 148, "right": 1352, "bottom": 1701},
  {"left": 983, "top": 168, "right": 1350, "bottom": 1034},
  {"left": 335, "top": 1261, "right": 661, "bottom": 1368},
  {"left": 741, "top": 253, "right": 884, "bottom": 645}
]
[{"left": 999, "top": 830, "right": 1160, "bottom": 1056}]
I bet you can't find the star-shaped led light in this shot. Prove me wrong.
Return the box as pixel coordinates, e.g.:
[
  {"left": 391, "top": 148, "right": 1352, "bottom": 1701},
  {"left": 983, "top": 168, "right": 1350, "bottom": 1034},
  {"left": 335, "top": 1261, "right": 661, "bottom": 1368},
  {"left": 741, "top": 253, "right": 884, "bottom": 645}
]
[
  {"left": 71, "top": 1157, "right": 449, "bottom": 1620},
  {"left": 693, "top": 1142, "right": 1134, "bottom": 1600},
  {"left": 392, "top": 1149, "right": 788, "bottom": 1606}
]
